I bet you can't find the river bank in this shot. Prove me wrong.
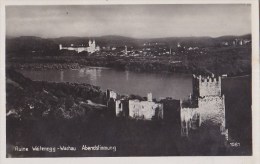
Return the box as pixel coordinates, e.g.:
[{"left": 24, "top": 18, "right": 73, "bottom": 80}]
[
  {"left": 6, "top": 46, "right": 251, "bottom": 77},
  {"left": 8, "top": 61, "right": 251, "bottom": 78}
]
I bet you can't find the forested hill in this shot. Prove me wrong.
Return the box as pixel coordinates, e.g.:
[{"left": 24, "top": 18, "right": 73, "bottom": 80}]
[{"left": 6, "top": 69, "right": 107, "bottom": 120}]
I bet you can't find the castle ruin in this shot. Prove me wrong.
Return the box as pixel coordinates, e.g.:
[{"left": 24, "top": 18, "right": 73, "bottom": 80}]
[
  {"left": 106, "top": 91, "right": 163, "bottom": 120},
  {"left": 180, "top": 74, "right": 228, "bottom": 140},
  {"left": 106, "top": 74, "right": 228, "bottom": 140},
  {"left": 128, "top": 93, "right": 163, "bottom": 120}
]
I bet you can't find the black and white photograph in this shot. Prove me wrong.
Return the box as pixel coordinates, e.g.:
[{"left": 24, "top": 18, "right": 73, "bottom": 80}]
[{"left": 2, "top": 0, "right": 258, "bottom": 160}]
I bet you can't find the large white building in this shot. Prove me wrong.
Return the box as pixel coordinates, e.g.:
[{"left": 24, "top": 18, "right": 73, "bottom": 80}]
[{"left": 59, "top": 40, "right": 100, "bottom": 53}]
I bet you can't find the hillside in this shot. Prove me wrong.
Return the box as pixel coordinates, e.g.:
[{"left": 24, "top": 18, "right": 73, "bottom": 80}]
[{"left": 6, "top": 69, "right": 107, "bottom": 121}]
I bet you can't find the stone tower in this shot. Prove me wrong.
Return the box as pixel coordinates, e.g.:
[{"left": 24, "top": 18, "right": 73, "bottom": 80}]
[{"left": 180, "top": 74, "right": 228, "bottom": 139}]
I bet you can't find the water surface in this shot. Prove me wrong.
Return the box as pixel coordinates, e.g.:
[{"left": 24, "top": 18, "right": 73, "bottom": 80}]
[{"left": 20, "top": 67, "right": 192, "bottom": 99}]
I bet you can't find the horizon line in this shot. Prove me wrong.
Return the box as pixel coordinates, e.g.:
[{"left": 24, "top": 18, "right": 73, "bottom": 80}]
[{"left": 6, "top": 33, "right": 252, "bottom": 40}]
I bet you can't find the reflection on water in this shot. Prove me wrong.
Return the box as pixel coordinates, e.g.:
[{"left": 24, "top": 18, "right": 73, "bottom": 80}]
[
  {"left": 126, "top": 71, "right": 129, "bottom": 81},
  {"left": 78, "top": 68, "right": 101, "bottom": 84},
  {"left": 60, "top": 71, "right": 64, "bottom": 81},
  {"left": 20, "top": 67, "right": 192, "bottom": 99}
]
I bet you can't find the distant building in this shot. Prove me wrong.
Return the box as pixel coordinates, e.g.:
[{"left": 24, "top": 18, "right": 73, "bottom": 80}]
[
  {"left": 232, "top": 38, "right": 251, "bottom": 46},
  {"left": 59, "top": 40, "right": 100, "bottom": 53},
  {"left": 124, "top": 45, "right": 128, "bottom": 55},
  {"left": 222, "top": 42, "right": 229, "bottom": 46},
  {"left": 239, "top": 40, "right": 243, "bottom": 46},
  {"left": 177, "top": 42, "right": 185, "bottom": 53}
]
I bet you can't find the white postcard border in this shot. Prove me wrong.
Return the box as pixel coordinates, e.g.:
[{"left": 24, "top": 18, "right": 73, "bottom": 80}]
[{"left": 0, "top": 0, "right": 259, "bottom": 164}]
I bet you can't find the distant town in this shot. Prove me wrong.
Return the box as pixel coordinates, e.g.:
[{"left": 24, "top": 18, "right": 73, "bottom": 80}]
[
  {"left": 6, "top": 34, "right": 252, "bottom": 77},
  {"left": 58, "top": 38, "right": 251, "bottom": 58}
]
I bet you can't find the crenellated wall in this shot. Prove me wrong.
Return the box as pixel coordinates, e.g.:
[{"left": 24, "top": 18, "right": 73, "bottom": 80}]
[
  {"left": 199, "top": 76, "right": 221, "bottom": 97},
  {"left": 193, "top": 75, "right": 221, "bottom": 97}
]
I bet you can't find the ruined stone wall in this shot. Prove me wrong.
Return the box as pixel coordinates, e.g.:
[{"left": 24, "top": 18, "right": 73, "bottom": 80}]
[
  {"left": 180, "top": 107, "right": 199, "bottom": 136},
  {"left": 161, "top": 99, "right": 180, "bottom": 123},
  {"left": 180, "top": 107, "right": 198, "bottom": 123},
  {"left": 198, "top": 95, "right": 225, "bottom": 127},
  {"left": 107, "top": 90, "right": 117, "bottom": 100},
  {"left": 192, "top": 75, "right": 200, "bottom": 98},
  {"left": 107, "top": 98, "right": 116, "bottom": 117},
  {"left": 180, "top": 95, "right": 226, "bottom": 137},
  {"left": 115, "top": 100, "right": 123, "bottom": 116},
  {"left": 129, "top": 100, "right": 163, "bottom": 120}
]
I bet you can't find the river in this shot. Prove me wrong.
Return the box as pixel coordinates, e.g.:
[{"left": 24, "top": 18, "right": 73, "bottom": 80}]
[{"left": 20, "top": 67, "right": 192, "bottom": 100}]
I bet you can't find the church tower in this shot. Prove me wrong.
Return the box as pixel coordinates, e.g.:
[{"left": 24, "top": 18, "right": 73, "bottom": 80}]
[
  {"left": 125, "top": 45, "right": 127, "bottom": 55},
  {"left": 93, "top": 40, "right": 96, "bottom": 48}
]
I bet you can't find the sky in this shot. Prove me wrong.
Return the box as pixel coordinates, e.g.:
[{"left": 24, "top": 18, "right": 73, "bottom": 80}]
[{"left": 6, "top": 4, "right": 251, "bottom": 38}]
